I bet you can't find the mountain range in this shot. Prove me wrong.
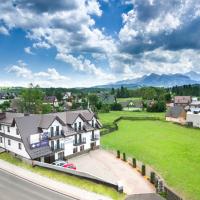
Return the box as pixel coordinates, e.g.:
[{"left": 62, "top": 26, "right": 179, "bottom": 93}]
[{"left": 96, "top": 71, "right": 200, "bottom": 88}]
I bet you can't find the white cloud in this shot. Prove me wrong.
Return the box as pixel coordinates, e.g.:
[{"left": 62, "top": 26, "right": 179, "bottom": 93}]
[
  {"left": 0, "top": 26, "right": 9, "bottom": 35},
  {"left": 24, "top": 47, "right": 34, "bottom": 55},
  {"left": 7, "top": 61, "right": 70, "bottom": 87}
]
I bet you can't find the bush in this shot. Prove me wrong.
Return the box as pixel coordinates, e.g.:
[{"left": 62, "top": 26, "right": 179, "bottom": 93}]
[
  {"left": 132, "top": 158, "right": 136, "bottom": 168},
  {"left": 150, "top": 172, "right": 155, "bottom": 184},
  {"left": 100, "top": 104, "right": 110, "bottom": 113},
  {"left": 123, "top": 153, "right": 126, "bottom": 161},
  {"left": 147, "top": 101, "right": 166, "bottom": 112},
  {"left": 110, "top": 103, "right": 122, "bottom": 111},
  {"left": 141, "top": 164, "right": 146, "bottom": 176},
  {"left": 117, "top": 150, "right": 120, "bottom": 158}
]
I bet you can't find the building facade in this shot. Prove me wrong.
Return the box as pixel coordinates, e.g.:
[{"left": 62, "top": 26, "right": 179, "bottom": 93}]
[{"left": 0, "top": 110, "right": 101, "bottom": 163}]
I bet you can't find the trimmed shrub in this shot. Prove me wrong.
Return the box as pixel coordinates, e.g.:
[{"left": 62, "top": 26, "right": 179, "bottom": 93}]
[
  {"left": 123, "top": 153, "right": 126, "bottom": 161},
  {"left": 117, "top": 150, "right": 120, "bottom": 158},
  {"left": 141, "top": 164, "right": 146, "bottom": 176},
  {"left": 132, "top": 158, "right": 136, "bottom": 168},
  {"left": 150, "top": 171, "right": 155, "bottom": 184}
]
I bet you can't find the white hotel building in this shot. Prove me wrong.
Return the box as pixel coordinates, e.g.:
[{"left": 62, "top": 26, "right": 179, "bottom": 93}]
[{"left": 0, "top": 110, "right": 101, "bottom": 163}]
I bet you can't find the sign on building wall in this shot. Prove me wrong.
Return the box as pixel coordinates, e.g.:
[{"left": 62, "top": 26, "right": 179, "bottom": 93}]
[{"left": 30, "top": 132, "right": 49, "bottom": 149}]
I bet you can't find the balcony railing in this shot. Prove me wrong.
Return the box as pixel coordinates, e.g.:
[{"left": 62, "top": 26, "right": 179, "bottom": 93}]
[
  {"left": 91, "top": 135, "right": 99, "bottom": 141},
  {"left": 49, "top": 130, "right": 64, "bottom": 139},
  {"left": 73, "top": 137, "right": 86, "bottom": 146},
  {"left": 51, "top": 145, "right": 64, "bottom": 152}
]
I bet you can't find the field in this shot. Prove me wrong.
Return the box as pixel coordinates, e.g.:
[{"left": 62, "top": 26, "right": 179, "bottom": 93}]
[
  {"left": 101, "top": 118, "right": 200, "bottom": 200},
  {"left": 99, "top": 111, "right": 165, "bottom": 125},
  {"left": 117, "top": 97, "right": 142, "bottom": 102}
]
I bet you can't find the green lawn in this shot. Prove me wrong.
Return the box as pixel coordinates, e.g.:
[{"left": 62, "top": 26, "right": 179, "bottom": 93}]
[
  {"left": 0, "top": 153, "right": 124, "bottom": 200},
  {"left": 101, "top": 120, "right": 200, "bottom": 200},
  {"left": 99, "top": 111, "right": 165, "bottom": 125},
  {"left": 117, "top": 97, "right": 142, "bottom": 102}
]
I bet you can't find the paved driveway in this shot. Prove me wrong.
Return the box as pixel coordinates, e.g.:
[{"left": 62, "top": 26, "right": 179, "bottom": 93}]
[{"left": 69, "top": 149, "right": 155, "bottom": 195}]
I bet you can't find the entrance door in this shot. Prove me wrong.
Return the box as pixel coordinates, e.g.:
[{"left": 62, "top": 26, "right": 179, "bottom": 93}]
[{"left": 58, "top": 152, "right": 64, "bottom": 160}]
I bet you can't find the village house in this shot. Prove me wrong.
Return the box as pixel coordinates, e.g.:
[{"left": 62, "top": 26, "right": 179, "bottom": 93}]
[
  {"left": 120, "top": 100, "right": 143, "bottom": 111},
  {"left": 44, "top": 96, "right": 59, "bottom": 107},
  {"left": 166, "top": 105, "right": 186, "bottom": 124},
  {"left": 0, "top": 110, "right": 101, "bottom": 163},
  {"left": 174, "top": 96, "right": 192, "bottom": 107},
  {"left": 186, "top": 108, "right": 200, "bottom": 128}
]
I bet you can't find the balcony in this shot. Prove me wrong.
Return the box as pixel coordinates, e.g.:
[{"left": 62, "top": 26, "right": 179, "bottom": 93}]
[
  {"left": 91, "top": 135, "right": 99, "bottom": 141},
  {"left": 73, "top": 137, "right": 86, "bottom": 146},
  {"left": 51, "top": 145, "right": 64, "bottom": 153},
  {"left": 49, "top": 130, "right": 65, "bottom": 140}
]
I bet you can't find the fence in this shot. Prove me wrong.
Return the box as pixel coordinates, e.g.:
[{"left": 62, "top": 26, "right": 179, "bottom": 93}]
[
  {"left": 33, "top": 160, "right": 122, "bottom": 192},
  {"left": 113, "top": 150, "right": 183, "bottom": 200}
]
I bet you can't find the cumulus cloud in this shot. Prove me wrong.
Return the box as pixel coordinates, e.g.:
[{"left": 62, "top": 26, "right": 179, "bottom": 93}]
[
  {"left": 7, "top": 61, "right": 70, "bottom": 87},
  {"left": 0, "top": 26, "right": 9, "bottom": 35},
  {"left": 24, "top": 47, "right": 34, "bottom": 55}
]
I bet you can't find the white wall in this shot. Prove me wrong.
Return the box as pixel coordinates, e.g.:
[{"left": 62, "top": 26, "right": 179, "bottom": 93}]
[
  {"left": 187, "top": 112, "right": 200, "bottom": 127},
  {"left": 3, "top": 138, "right": 30, "bottom": 159},
  {"left": 72, "top": 116, "right": 84, "bottom": 130},
  {"left": 64, "top": 136, "right": 74, "bottom": 156}
]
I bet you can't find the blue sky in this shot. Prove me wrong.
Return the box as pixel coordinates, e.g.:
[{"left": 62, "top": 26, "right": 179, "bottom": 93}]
[{"left": 0, "top": 0, "right": 200, "bottom": 87}]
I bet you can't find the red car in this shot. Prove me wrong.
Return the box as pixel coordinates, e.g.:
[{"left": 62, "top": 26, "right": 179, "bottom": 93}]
[{"left": 63, "top": 163, "right": 76, "bottom": 170}]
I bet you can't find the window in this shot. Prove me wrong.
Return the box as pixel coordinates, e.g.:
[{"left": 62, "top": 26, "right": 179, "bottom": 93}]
[
  {"left": 0, "top": 124, "right": 2, "bottom": 130},
  {"left": 73, "top": 147, "right": 78, "bottom": 153},
  {"left": 18, "top": 143, "right": 22, "bottom": 150},
  {"left": 0, "top": 137, "right": 2, "bottom": 143},
  {"left": 80, "top": 145, "right": 84, "bottom": 151},
  {"left": 74, "top": 123, "right": 77, "bottom": 131},
  {"left": 8, "top": 139, "right": 11, "bottom": 146},
  {"left": 50, "top": 127, "right": 54, "bottom": 137},
  {"left": 7, "top": 126, "right": 10, "bottom": 133},
  {"left": 79, "top": 122, "right": 81, "bottom": 130},
  {"left": 92, "top": 120, "right": 94, "bottom": 127},
  {"left": 56, "top": 126, "right": 59, "bottom": 135},
  {"left": 16, "top": 128, "right": 19, "bottom": 135}
]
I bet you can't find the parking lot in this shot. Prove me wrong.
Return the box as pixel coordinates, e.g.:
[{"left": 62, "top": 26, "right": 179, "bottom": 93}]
[{"left": 69, "top": 149, "right": 155, "bottom": 195}]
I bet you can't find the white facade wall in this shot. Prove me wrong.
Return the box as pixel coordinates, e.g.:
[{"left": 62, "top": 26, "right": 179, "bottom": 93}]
[
  {"left": 64, "top": 136, "right": 74, "bottom": 157},
  {"left": 72, "top": 116, "right": 84, "bottom": 130},
  {"left": 3, "top": 138, "right": 30, "bottom": 159},
  {"left": 186, "top": 112, "right": 200, "bottom": 127}
]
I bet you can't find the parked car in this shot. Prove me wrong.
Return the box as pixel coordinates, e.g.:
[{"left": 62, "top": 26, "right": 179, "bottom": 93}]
[{"left": 52, "top": 160, "right": 76, "bottom": 170}]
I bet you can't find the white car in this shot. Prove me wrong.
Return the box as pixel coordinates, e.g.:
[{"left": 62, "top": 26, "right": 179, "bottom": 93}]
[{"left": 52, "top": 160, "right": 67, "bottom": 167}]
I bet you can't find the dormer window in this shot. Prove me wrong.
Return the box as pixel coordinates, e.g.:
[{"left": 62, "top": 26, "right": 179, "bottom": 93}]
[
  {"left": 92, "top": 120, "right": 94, "bottom": 127},
  {"left": 79, "top": 122, "right": 81, "bottom": 131},
  {"left": 50, "top": 127, "right": 54, "bottom": 137},
  {"left": 56, "top": 126, "right": 59, "bottom": 135},
  {"left": 74, "top": 123, "right": 77, "bottom": 131},
  {"left": 0, "top": 124, "right": 2, "bottom": 130},
  {"left": 7, "top": 126, "right": 10, "bottom": 133}
]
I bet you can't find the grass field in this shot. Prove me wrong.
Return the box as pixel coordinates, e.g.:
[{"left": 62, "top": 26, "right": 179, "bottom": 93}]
[
  {"left": 117, "top": 97, "right": 142, "bottom": 102},
  {"left": 99, "top": 111, "right": 165, "bottom": 125},
  {"left": 101, "top": 120, "right": 200, "bottom": 200},
  {"left": 0, "top": 153, "right": 124, "bottom": 200}
]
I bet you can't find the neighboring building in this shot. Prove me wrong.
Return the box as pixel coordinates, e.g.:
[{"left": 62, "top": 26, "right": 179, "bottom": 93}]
[
  {"left": 44, "top": 96, "right": 59, "bottom": 107},
  {"left": 186, "top": 109, "right": 200, "bottom": 128},
  {"left": 174, "top": 96, "right": 192, "bottom": 107},
  {"left": 120, "top": 100, "right": 143, "bottom": 111},
  {"left": 166, "top": 105, "right": 186, "bottom": 124},
  {"left": 63, "top": 92, "right": 72, "bottom": 101},
  {"left": 0, "top": 110, "right": 101, "bottom": 163},
  {"left": 97, "top": 93, "right": 116, "bottom": 104}
]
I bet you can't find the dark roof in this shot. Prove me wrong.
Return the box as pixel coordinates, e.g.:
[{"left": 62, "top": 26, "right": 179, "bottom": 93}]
[
  {"left": 120, "top": 100, "right": 143, "bottom": 108},
  {"left": 166, "top": 106, "right": 186, "bottom": 118},
  {"left": 126, "top": 193, "right": 165, "bottom": 200},
  {"left": 15, "top": 116, "right": 52, "bottom": 159},
  {"left": 0, "top": 112, "right": 24, "bottom": 125},
  {"left": 44, "top": 96, "right": 57, "bottom": 103}
]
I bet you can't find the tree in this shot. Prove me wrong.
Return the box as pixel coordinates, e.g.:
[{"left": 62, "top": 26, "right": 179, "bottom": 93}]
[
  {"left": 0, "top": 101, "right": 10, "bottom": 111},
  {"left": 147, "top": 101, "right": 166, "bottom": 112},
  {"left": 100, "top": 104, "right": 110, "bottom": 113},
  {"left": 41, "top": 104, "right": 52, "bottom": 114},
  {"left": 21, "top": 84, "right": 44, "bottom": 114},
  {"left": 164, "top": 93, "right": 171, "bottom": 102},
  {"left": 110, "top": 102, "right": 122, "bottom": 111}
]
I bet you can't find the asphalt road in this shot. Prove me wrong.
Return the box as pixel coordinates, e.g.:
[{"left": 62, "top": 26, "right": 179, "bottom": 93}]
[{"left": 0, "top": 169, "right": 76, "bottom": 200}]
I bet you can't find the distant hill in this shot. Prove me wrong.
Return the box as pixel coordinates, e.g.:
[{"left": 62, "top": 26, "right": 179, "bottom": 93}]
[
  {"left": 184, "top": 71, "right": 200, "bottom": 81},
  {"left": 96, "top": 73, "right": 198, "bottom": 88}
]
